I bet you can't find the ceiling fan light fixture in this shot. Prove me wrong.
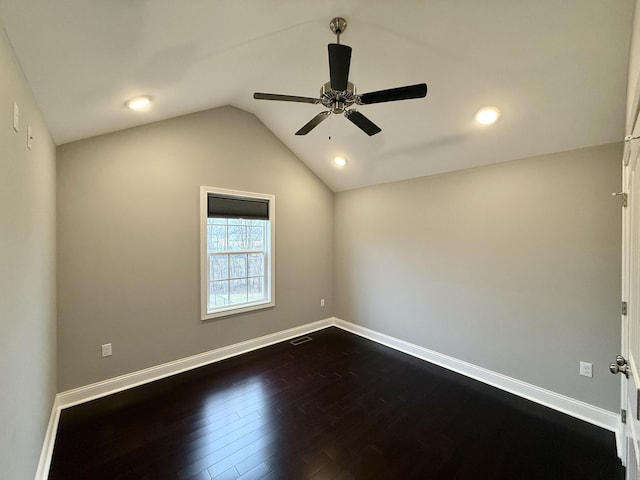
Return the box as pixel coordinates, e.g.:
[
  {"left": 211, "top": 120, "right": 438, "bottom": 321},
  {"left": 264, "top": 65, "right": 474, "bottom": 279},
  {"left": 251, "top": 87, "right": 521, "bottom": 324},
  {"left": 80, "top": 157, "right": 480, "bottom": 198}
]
[
  {"left": 475, "top": 106, "right": 501, "bottom": 125},
  {"left": 334, "top": 156, "right": 348, "bottom": 167},
  {"left": 126, "top": 96, "right": 152, "bottom": 111}
]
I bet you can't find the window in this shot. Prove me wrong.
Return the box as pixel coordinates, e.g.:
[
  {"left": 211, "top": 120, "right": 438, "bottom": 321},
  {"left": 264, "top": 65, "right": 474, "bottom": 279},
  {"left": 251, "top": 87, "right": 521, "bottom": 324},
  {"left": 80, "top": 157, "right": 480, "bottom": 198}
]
[{"left": 200, "top": 187, "right": 275, "bottom": 319}]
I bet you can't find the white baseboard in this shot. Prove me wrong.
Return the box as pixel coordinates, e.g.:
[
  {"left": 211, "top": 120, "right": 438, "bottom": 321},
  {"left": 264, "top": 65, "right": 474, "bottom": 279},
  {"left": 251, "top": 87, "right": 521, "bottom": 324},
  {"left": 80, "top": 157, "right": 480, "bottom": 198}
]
[
  {"left": 35, "top": 318, "right": 333, "bottom": 479},
  {"left": 333, "top": 318, "right": 620, "bottom": 435},
  {"left": 34, "top": 395, "right": 61, "bottom": 480},
  {"left": 57, "top": 318, "right": 334, "bottom": 409},
  {"left": 37, "top": 316, "right": 622, "bottom": 478}
]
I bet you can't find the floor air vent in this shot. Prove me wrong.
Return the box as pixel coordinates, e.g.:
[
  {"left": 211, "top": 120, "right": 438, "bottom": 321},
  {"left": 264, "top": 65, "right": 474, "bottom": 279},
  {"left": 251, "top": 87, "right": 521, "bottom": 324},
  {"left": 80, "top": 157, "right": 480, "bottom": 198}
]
[{"left": 290, "top": 336, "right": 312, "bottom": 346}]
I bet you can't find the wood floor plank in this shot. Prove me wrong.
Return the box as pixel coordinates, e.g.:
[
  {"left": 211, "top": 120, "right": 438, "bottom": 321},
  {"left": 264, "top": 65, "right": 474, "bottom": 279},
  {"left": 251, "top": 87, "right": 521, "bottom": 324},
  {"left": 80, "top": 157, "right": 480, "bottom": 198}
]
[{"left": 48, "top": 327, "right": 624, "bottom": 479}]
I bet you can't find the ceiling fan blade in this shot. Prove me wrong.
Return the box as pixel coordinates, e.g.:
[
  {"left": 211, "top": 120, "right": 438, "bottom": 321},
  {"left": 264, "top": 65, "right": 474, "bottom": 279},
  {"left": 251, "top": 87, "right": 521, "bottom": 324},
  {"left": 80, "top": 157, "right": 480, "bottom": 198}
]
[
  {"left": 254, "top": 92, "right": 320, "bottom": 104},
  {"left": 358, "top": 83, "right": 427, "bottom": 105},
  {"left": 295, "top": 111, "right": 331, "bottom": 135},
  {"left": 345, "top": 110, "right": 381, "bottom": 136},
  {"left": 328, "top": 44, "right": 352, "bottom": 91}
]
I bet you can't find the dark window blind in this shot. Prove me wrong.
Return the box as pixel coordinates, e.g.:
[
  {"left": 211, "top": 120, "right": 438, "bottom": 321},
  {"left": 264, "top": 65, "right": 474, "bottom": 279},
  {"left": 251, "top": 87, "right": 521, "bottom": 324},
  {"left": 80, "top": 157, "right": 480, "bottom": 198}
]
[{"left": 207, "top": 194, "right": 269, "bottom": 220}]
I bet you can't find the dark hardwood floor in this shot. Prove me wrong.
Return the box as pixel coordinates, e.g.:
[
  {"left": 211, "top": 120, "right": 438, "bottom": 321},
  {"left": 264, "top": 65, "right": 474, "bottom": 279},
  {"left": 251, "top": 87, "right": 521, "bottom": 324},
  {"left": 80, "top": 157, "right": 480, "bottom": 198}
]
[{"left": 48, "top": 327, "right": 624, "bottom": 479}]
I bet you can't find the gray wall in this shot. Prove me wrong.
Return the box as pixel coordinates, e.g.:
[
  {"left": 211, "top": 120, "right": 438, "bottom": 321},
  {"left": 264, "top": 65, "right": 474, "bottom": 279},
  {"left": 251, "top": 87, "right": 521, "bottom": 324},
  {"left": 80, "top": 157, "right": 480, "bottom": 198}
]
[
  {"left": 0, "top": 25, "right": 57, "bottom": 480},
  {"left": 334, "top": 143, "right": 622, "bottom": 411},
  {"left": 56, "top": 106, "right": 334, "bottom": 391}
]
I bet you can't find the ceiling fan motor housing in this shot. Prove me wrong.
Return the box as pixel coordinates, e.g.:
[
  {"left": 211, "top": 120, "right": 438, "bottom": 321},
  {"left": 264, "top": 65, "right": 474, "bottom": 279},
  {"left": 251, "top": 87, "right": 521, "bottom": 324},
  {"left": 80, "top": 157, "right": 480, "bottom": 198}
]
[{"left": 321, "top": 81, "right": 356, "bottom": 113}]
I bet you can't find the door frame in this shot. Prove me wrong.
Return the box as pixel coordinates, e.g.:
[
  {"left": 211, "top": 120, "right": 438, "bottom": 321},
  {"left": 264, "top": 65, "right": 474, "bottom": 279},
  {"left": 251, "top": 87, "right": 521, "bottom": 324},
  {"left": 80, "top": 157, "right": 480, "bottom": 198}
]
[{"left": 620, "top": 74, "right": 640, "bottom": 475}]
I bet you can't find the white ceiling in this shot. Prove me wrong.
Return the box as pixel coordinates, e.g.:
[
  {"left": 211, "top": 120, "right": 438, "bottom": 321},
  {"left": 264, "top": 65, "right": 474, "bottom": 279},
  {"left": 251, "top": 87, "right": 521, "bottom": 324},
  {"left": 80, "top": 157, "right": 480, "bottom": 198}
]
[{"left": 0, "top": 0, "right": 635, "bottom": 191}]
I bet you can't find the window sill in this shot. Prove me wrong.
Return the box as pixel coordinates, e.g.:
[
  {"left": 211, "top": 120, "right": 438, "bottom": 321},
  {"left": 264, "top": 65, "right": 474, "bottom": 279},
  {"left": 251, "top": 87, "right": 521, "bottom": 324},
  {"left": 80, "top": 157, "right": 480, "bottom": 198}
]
[{"left": 201, "top": 300, "right": 275, "bottom": 321}]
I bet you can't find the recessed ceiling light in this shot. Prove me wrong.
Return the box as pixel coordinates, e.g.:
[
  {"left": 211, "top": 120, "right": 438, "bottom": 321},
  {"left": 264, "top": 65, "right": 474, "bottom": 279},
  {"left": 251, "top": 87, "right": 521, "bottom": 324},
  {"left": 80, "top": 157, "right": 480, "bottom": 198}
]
[
  {"left": 475, "top": 106, "right": 501, "bottom": 125},
  {"left": 334, "top": 156, "right": 347, "bottom": 167},
  {"left": 126, "top": 96, "right": 152, "bottom": 111}
]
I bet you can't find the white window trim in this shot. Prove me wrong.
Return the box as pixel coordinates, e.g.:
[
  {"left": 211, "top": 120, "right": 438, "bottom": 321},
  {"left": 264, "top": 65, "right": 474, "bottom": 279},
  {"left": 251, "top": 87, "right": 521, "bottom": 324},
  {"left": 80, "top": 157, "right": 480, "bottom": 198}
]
[{"left": 200, "top": 186, "right": 275, "bottom": 320}]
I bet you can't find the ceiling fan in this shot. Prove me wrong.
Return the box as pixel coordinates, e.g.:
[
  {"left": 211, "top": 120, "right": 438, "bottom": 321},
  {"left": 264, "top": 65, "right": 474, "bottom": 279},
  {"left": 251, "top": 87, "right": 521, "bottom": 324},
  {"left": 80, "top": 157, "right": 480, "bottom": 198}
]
[{"left": 253, "top": 17, "right": 428, "bottom": 136}]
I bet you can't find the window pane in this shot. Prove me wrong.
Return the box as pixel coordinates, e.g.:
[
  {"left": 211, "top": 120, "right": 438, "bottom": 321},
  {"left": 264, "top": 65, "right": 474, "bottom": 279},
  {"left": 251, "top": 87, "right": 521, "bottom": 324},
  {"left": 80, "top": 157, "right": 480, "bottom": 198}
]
[
  {"left": 207, "top": 218, "right": 266, "bottom": 252},
  {"left": 211, "top": 254, "right": 229, "bottom": 280},
  {"left": 208, "top": 225, "right": 227, "bottom": 251},
  {"left": 229, "top": 278, "right": 248, "bottom": 304},
  {"left": 248, "top": 277, "right": 265, "bottom": 302},
  {"left": 228, "top": 225, "right": 243, "bottom": 250},
  {"left": 229, "top": 254, "right": 247, "bottom": 279},
  {"left": 248, "top": 226, "right": 265, "bottom": 250},
  {"left": 248, "top": 253, "right": 264, "bottom": 276},
  {"left": 210, "top": 280, "right": 229, "bottom": 307}
]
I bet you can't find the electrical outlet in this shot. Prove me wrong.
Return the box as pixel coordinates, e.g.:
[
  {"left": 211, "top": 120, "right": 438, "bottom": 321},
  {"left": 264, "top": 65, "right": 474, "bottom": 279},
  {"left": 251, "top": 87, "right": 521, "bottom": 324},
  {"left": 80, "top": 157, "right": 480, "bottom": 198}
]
[
  {"left": 101, "top": 343, "right": 112, "bottom": 357},
  {"left": 579, "top": 361, "right": 592, "bottom": 378},
  {"left": 320, "top": 298, "right": 325, "bottom": 307}
]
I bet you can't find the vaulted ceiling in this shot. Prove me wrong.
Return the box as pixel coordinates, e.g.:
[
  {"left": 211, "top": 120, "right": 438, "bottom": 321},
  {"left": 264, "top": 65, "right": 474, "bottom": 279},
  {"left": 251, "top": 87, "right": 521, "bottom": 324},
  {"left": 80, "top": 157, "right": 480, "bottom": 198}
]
[{"left": 0, "top": 1, "right": 634, "bottom": 191}]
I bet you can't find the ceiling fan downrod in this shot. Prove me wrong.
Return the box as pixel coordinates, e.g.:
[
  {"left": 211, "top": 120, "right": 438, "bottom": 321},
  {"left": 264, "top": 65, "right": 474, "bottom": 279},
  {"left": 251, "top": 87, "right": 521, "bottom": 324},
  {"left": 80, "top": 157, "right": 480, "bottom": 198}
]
[{"left": 330, "top": 17, "right": 347, "bottom": 44}]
